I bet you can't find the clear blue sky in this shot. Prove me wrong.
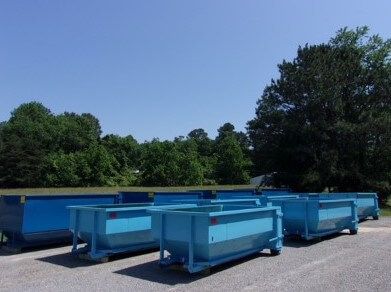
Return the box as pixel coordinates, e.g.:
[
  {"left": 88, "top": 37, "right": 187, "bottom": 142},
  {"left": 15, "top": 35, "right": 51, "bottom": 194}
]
[{"left": 1, "top": 1, "right": 390, "bottom": 142}]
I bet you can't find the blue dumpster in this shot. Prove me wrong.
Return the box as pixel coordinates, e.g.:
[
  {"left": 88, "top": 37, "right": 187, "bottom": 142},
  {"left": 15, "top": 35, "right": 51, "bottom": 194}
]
[
  {"left": 246, "top": 195, "right": 299, "bottom": 207},
  {"left": 153, "top": 192, "right": 203, "bottom": 205},
  {"left": 68, "top": 203, "right": 196, "bottom": 261},
  {"left": 0, "top": 194, "right": 118, "bottom": 250},
  {"left": 188, "top": 190, "right": 217, "bottom": 199},
  {"left": 160, "top": 198, "right": 263, "bottom": 207},
  {"left": 270, "top": 197, "right": 358, "bottom": 240},
  {"left": 355, "top": 193, "right": 380, "bottom": 220},
  {"left": 189, "top": 189, "right": 255, "bottom": 199},
  {"left": 215, "top": 191, "right": 256, "bottom": 200},
  {"left": 259, "top": 188, "right": 292, "bottom": 196},
  {"left": 234, "top": 188, "right": 256, "bottom": 193},
  {"left": 298, "top": 192, "right": 380, "bottom": 220},
  {"left": 149, "top": 204, "right": 283, "bottom": 274},
  {"left": 204, "top": 199, "right": 262, "bottom": 206},
  {"left": 118, "top": 192, "right": 154, "bottom": 203}
]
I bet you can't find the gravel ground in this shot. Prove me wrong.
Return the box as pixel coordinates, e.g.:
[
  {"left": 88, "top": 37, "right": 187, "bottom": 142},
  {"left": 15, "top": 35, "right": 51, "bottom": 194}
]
[{"left": 1, "top": 218, "right": 390, "bottom": 292}]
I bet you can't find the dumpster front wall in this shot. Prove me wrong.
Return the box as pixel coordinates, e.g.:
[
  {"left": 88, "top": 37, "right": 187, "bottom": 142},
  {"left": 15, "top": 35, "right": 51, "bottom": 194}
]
[{"left": 0, "top": 196, "right": 24, "bottom": 232}]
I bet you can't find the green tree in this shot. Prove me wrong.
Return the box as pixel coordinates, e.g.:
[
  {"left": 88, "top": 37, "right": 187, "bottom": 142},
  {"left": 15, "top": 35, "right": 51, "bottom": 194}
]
[
  {"left": 248, "top": 27, "right": 391, "bottom": 199},
  {"left": 101, "top": 134, "right": 140, "bottom": 169},
  {"left": 56, "top": 112, "right": 101, "bottom": 153},
  {"left": 43, "top": 152, "right": 81, "bottom": 187},
  {"left": 0, "top": 102, "right": 57, "bottom": 187},
  {"left": 187, "top": 128, "right": 216, "bottom": 183},
  {"left": 215, "top": 128, "right": 251, "bottom": 184},
  {"left": 216, "top": 123, "right": 250, "bottom": 155},
  {"left": 139, "top": 139, "right": 203, "bottom": 186}
]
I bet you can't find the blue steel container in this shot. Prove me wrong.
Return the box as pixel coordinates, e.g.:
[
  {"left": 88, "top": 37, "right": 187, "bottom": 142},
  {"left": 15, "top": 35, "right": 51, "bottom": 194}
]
[
  {"left": 118, "top": 192, "right": 154, "bottom": 203},
  {"left": 159, "top": 198, "right": 263, "bottom": 207},
  {"left": 270, "top": 197, "right": 358, "bottom": 240},
  {"left": 203, "top": 199, "right": 262, "bottom": 206},
  {"left": 245, "top": 195, "right": 299, "bottom": 207},
  {"left": 68, "top": 203, "right": 195, "bottom": 260},
  {"left": 298, "top": 192, "right": 380, "bottom": 220},
  {"left": 153, "top": 192, "right": 203, "bottom": 205},
  {"left": 0, "top": 194, "right": 117, "bottom": 249},
  {"left": 234, "top": 188, "right": 256, "bottom": 193},
  {"left": 355, "top": 193, "right": 380, "bottom": 220},
  {"left": 259, "top": 188, "right": 292, "bottom": 196},
  {"left": 189, "top": 189, "right": 256, "bottom": 199},
  {"left": 188, "top": 190, "right": 217, "bottom": 199},
  {"left": 149, "top": 204, "right": 283, "bottom": 274},
  {"left": 216, "top": 191, "right": 255, "bottom": 199}
]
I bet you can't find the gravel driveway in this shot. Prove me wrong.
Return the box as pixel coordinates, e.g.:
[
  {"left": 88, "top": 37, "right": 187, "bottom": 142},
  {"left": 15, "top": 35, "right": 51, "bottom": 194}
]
[{"left": 1, "top": 218, "right": 390, "bottom": 291}]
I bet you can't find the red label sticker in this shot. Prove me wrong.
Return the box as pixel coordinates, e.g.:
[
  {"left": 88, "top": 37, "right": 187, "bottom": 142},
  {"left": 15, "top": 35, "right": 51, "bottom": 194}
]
[
  {"left": 210, "top": 217, "right": 218, "bottom": 225},
  {"left": 109, "top": 212, "right": 117, "bottom": 219}
]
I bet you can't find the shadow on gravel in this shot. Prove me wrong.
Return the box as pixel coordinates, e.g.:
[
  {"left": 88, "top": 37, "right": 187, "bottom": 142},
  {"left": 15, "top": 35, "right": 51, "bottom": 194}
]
[
  {"left": 0, "top": 242, "right": 71, "bottom": 256},
  {"left": 114, "top": 251, "right": 273, "bottom": 285},
  {"left": 37, "top": 252, "right": 99, "bottom": 268},
  {"left": 37, "top": 247, "right": 158, "bottom": 269},
  {"left": 0, "top": 249, "right": 11, "bottom": 256},
  {"left": 283, "top": 232, "right": 350, "bottom": 248}
]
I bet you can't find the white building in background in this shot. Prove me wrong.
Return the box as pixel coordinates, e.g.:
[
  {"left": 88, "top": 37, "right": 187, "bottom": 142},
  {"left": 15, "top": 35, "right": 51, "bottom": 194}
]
[
  {"left": 250, "top": 172, "right": 277, "bottom": 186},
  {"left": 250, "top": 175, "right": 265, "bottom": 185}
]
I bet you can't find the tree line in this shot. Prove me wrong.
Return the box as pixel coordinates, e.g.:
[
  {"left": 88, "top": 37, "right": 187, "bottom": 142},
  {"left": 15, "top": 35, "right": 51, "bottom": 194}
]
[
  {"left": 0, "top": 27, "right": 390, "bottom": 200},
  {"left": 0, "top": 103, "right": 251, "bottom": 188}
]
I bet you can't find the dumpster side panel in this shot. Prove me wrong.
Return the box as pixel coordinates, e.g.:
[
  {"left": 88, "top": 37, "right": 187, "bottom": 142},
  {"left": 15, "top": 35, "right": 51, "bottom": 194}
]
[
  {"left": 154, "top": 193, "right": 202, "bottom": 205},
  {"left": 119, "top": 192, "right": 154, "bottom": 203},
  {"left": 151, "top": 206, "right": 282, "bottom": 273},
  {"left": 0, "top": 194, "right": 117, "bottom": 249},
  {"left": 216, "top": 191, "right": 255, "bottom": 198},
  {"left": 314, "top": 200, "right": 353, "bottom": 233},
  {"left": 280, "top": 199, "right": 357, "bottom": 239},
  {"left": 105, "top": 209, "right": 151, "bottom": 234},
  {"left": 22, "top": 195, "right": 117, "bottom": 233}
]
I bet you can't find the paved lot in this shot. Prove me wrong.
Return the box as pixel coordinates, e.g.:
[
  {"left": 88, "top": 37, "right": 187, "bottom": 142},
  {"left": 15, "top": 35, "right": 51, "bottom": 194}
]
[{"left": 1, "top": 218, "right": 390, "bottom": 292}]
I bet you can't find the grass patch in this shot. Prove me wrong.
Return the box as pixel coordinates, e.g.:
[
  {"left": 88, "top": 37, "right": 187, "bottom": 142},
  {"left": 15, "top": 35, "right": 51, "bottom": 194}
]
[
  {"left": 381, "top": 207, "right": 391, "bottom": 216},
  {"left": 381, "top": 197, "right": 391, "bottom": 217},
  {"left": 0, "top": 185, "right": 255, "bottom": 195}
]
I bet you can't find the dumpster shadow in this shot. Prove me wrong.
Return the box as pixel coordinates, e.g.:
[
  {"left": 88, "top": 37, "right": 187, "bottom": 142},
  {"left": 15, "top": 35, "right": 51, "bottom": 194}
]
[
  {"left": 283, "top": 232, "right": 350, "bottom": 248},
  {"left": 0, "top": 242, "right": 71, "bottom": 256},
  {"left": 37, "top": 252, "right": 100, "bottom": 268},
  {"left": 114, "top": 251, "right": 272, "bottom": 285},
  {"left": 109, "top": 247, "right": 159, "bottom": 262},
  {"left": 0, "top": 249, "right": 12, "bottom": 256},
  {"left": 37, "top": 247, "right": 159, "bottom": 269}
]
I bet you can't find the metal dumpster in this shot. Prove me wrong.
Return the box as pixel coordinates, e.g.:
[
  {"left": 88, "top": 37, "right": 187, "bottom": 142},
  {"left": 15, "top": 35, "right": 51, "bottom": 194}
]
[
  {"left": 247, "top": 195, "right": 299, "bottom": 207},
  {"left": 188, "top": 189, "right": 255, "bottom": 199},
  {"left": 0, "top": 194, "right": 118, "bottom": 250},
  {"left": 68, "top": 203, "right": 196, "bottom": 261},
  {"left": 188, "top": 190, "right": 217, "bottom": 199},
  {"left": 270, "top": 197, "right": 358, "bottom": 240},
  {"left": 259, "top": 188, "right": 292, "bottom": 196},
  {"left": 118, "top": 192, "right": 154, "bottom": 203},
  {"left": 298, "top": 192, "right": 380, "bottom": 220},
  {"left": 149, "top": 204, "right": 283, "bottom": 274},
  {"left": 204, "top": 199, "right": 262, "bottom": 206},
  {"left": 355, "top": 193, "right": 380, "bottom": 220},
  {"left": 234, "top": 188, "right": 256, "bottom": 193},
  {"left": 215, "top": 191, "right": 256, "bottom": 200},
  {"left": 153, "top": 192, "right": 203, "bottom": 205},
  {"left": 161, "top": 198, "right": 263, "bottom": 207}
]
